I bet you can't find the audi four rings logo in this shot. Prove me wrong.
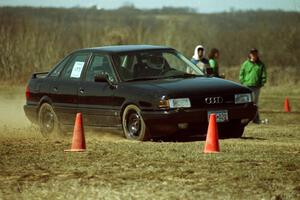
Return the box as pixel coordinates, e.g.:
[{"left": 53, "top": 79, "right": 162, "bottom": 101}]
[{"left": 205, "top": 97, "right": 223, "bottom": 104}]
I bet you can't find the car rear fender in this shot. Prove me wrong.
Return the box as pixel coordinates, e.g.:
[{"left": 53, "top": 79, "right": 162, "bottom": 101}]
[{"left": 38, "top": 96, "right": 53, "bottom": 112}]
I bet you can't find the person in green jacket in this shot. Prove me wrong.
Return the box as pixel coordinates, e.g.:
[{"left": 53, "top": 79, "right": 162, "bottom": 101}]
[
  {"left": 239, "top": 48, "right": 267, "bottom": 124},
  {"left": 208, "top": 48, "right": 220, "bottom": 77}
]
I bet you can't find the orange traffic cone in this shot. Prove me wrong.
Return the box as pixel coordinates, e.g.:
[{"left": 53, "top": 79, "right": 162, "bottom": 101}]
[
  {"left": 284, "top": 97, "right": 291, "bottom": 112},
  {"left": 204, "top": 114, "right": 220, "bottom": 153},
  {"left": 65, "top": 113, "right": 86, "bottom": 152}
]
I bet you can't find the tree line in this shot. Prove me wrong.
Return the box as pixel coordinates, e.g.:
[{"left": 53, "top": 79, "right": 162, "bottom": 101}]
[{"left": 0, "top": 6, "right": 299, "bottom": 84}]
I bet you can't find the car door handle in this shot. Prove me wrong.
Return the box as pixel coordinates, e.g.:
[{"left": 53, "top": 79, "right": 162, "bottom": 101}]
[{"left": 79, "top": 88, "right": 84, "bottom": 94}]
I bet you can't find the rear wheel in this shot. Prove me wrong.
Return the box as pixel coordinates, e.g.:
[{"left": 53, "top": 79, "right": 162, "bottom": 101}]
[
  {"left": 38, "top": 103, "right": 62, "bottom": 137},
  {"left": 122, "top": 105, "right": 150, "bottom": 141},
  {"left": 229, "top": 125, "right": 244, "bottom": 138},
  {"left": 219, "top": 123, "right": 245, "bottom": 138}
]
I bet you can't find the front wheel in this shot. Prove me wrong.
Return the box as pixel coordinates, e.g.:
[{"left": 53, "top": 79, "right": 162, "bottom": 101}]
[
  {"left": 38, "top": 103, "right": 62, "bottom": 137},
  {"left": 122, "top": 105, "right": 150, "bottom": 141}
]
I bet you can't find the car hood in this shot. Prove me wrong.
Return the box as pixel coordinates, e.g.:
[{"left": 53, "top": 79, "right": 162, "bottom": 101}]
[{"left": 146, "top": 77, "right": 251, "bottom": 97}]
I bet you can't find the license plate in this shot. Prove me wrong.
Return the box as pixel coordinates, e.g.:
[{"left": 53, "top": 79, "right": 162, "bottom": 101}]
[{"left": 207, "top": 110, "right": 228, "bottom": 122}]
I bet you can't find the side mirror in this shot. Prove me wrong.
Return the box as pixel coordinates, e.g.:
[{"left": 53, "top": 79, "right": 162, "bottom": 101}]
[
  {"left": 94, "top": 73, "right": 108, "bottom": 83},
  {"left": 94, "top": 73, "right": 117, "bottom": 89}
]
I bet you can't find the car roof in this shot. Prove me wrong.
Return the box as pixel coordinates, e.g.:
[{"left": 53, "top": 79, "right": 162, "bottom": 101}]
[{"left": 77, "top": 45, "right": 175, "bottom": 54}]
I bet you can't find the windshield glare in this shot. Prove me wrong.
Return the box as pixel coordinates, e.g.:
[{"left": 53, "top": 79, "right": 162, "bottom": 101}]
[{"left": 112, "top": 51, "right": 204, "bottom": 81}]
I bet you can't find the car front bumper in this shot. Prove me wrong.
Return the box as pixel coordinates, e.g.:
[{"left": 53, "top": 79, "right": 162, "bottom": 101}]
[{"left": 141, "top": 104, "right": 257, "bottom": 136}]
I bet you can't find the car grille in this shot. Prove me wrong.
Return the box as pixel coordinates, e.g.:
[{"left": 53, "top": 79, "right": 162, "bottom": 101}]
[{"left": 191, "top": 95, "right": 235, "bottom": 108}]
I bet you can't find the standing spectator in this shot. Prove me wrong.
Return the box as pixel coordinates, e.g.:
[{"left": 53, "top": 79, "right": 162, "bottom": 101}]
[
  {"left": 191, "top": 45, "right": 209, "bottom": 73},
  {"left": 239, "top": 48, "right": 267, "bottom": 124},
  {"left": 208, "top": 48, "right": 220, "bottom": 77}
]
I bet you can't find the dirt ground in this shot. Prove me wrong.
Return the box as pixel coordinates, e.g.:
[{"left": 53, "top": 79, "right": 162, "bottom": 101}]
[{"left": 0, "top": 86, "right": 299, "bottom": 200}]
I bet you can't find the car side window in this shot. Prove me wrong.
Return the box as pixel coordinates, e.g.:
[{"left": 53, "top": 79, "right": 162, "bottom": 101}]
[
  {"left": 86, "top": 55, "right": 116, "bottom": 82},
  {"left": 48, "top": 55, "right": 70, "bottom": 77},
  {"left": 60, "top": 53, "right": 89, "bottom": 80},
  {"left": 113, "top": 54, "right": 136, "bottom": 80}
]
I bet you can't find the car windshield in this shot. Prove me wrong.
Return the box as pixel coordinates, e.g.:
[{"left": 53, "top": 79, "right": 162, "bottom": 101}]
[{"left": 112, "top": 51, "right": 204, "bottom": 81}]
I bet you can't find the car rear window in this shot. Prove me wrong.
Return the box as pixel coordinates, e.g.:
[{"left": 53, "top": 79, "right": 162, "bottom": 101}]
[{"left": 48, "top": 56, "right": 70, "bottom": 77}]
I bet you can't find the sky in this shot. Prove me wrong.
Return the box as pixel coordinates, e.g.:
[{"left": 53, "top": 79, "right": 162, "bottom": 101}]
[{"left": 0, "top": 0, "right": 299, "bottom": 13}]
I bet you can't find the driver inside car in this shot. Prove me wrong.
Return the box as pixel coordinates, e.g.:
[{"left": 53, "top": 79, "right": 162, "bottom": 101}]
[{"left": 133, "top": 53, "right": 169, "bottom": 78}]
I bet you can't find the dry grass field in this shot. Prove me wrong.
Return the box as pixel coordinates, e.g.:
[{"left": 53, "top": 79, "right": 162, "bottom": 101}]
[{"left": 0, "top": 85, "right": 299, "bottom": 200}]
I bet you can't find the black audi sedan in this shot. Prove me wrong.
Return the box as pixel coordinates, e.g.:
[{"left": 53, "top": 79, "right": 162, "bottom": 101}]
[{"left": 24, "top": 45, "right": 257, "bottom": 140}]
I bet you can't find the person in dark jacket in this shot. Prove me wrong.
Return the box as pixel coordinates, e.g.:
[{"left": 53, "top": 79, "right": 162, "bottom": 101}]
[{"left": 239, "top": 48, "right": 267, "bottom": 124}]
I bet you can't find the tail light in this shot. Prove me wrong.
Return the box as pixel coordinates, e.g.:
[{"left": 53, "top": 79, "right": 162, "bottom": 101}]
[{"left": 25, "top": 85, "right": 30, "bottom": 100}]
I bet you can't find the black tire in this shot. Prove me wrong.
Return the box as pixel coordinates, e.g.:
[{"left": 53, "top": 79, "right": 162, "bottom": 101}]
[
  {"left": 230, "top": 125, "right": 245, "bottom": 138},
  {"left": 219, "top": 124, "right": 245, "bottom": 138},
  {"left": 38, "top": 103, "right": 62, "bottom": 137},
  {"left": 122, "top": 104, "right": 150, "bottom": 141}
]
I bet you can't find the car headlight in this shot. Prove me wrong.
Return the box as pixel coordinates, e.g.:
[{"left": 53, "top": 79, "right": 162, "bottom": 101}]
[
  {"left": 159, "top": 98, "right": 191, "bottom": 109},
  {"left": 234, "top": 93, "right": 252, "bottom": 104}
]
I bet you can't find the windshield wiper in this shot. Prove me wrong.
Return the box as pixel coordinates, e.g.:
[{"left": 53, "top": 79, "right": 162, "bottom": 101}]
[
  {"left": 166, "top": 73, "right": 202, "bottom": 79},
  {"left": 125, "top": 73, "right": 202, "bottom": 82}
]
